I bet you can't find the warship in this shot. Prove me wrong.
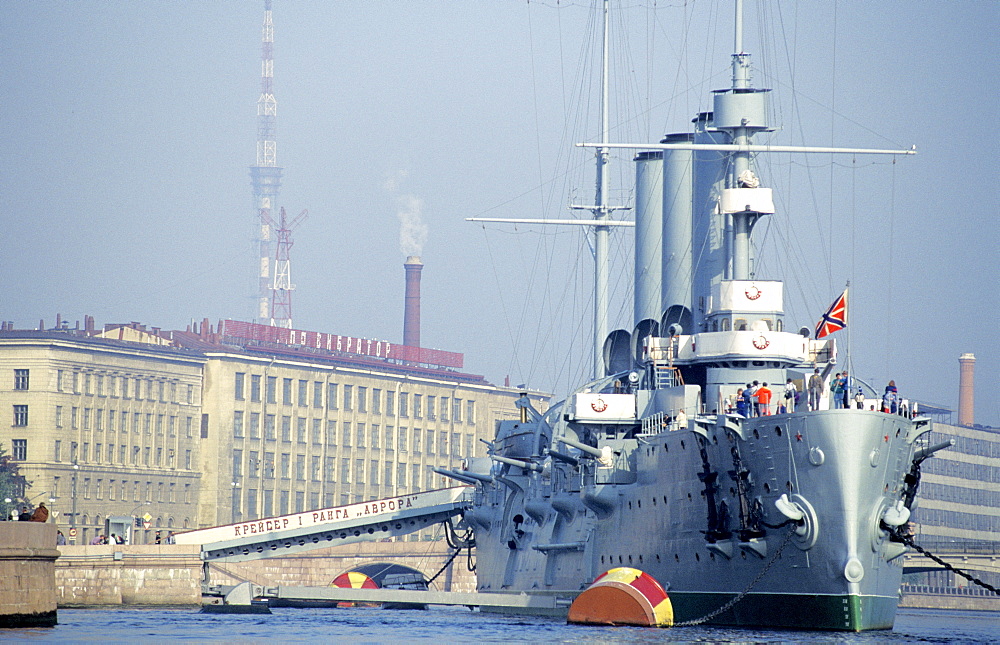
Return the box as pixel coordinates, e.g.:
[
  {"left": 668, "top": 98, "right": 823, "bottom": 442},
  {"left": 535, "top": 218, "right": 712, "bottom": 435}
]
[{"left": 451, "top": 0, "right": 940, "bottom": 631}]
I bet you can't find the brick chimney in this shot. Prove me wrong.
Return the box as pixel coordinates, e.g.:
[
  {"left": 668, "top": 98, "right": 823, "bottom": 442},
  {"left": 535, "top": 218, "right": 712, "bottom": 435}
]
[
  {"left": 958, "top": 353, "right": 975, "bottom": 426},
  {"left": 403, "top": 256, "right": 422, "bottom": 348}
]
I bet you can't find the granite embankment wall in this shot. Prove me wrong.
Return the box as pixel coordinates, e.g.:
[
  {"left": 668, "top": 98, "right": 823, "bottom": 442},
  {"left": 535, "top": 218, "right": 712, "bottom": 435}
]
[
  {"left": 0, "top": 522, "right": 59, "bottom": 628},
  {"left": 54, "top": 540, "right": 472, "bottom": 606}
]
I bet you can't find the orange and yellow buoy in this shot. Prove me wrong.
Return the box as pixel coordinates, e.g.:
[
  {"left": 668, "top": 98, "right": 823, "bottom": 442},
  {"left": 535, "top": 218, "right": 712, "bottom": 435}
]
[
  {"left": 567, "top": 567, "right": 673, "bottom": 627},
  {"left": 331, "top": 571, "right": 379, "bottom": 607}
]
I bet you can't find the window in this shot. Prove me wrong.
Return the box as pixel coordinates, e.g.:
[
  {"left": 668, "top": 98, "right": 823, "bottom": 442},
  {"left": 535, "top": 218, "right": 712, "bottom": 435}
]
[
  {"left": 266, "top": 376, "right": 277, "bottom": 404},
  {"left": 426, "top": 429, "right": 435, "bottom": 455},
  {"left": 14, "top": 369, "right": 29, "bottom": 390},
  {"left": 399, "top": 392, "right": 409, "bottom": 417},
  {"left": 412, "top": 427, "right": 421, "bottom": 454},
  {"left": 249, "top": 451, "right": 259, "bottom": 478},
  {"left": 250, "top": 375, "right": 261, "bottom": 402},
  {"left": 97, "top": 375, "right": 105, "bottom": 397},
  {"left": 440, "top": 397, "right": 449, "bottom": 422},
  {"left": 298, "top": 380, "right": 308, "bottom": 407},
  {"left": 384, "top": 461, "right": 393, "bottom": 487},
  {"left": 13, "top": 405, "right": 28, "bottom": 427},
  {"left": 281, "top": 416, "right": 291, "bottom": 442},
  {"left": 414, "top": 394, "right": 422, "bottom": 419},
  {"left": 57, "top": 370, "right": 63, "bottom": 392},
  {"left": 384, "top": 426, "right": 394, "bottom": 450},
  {"left": 449, "top": 432, "right": 458, "bottom": 456},
  {"left": 386, "top": 391, "right": 395, "bottom": 416},
  {"left": 372, "top": 389, "right": 382, "bottom": 414},
  {"left": 327, "top": 420, "right": 337, "bottom": 446},
  {"left": 83, "top": 408, "right": 91, "bottom": 430},
  {"left": 264, "top": 452, "right": 275, "bottom": 479},
  {"left": 427, "top": 396, "right": 436, "bottom": 420},
  {"left": 108, "top": 479, "right": 115, "bottom": 500},
  {"left": 311, "top": 455, "right": 321, "bottom": 481},
  {"left": 343, "top": 385, "right": 353, "bottom": 411},
  {"left": 95, "top": 443, "right": 102, "bottom": 463},
  {"left": 397, "top": 463, "right": 407, "bottom": 490},
  {"left": 411, "top": 464, "right": 421, "bottom": 490},
  {"left": 249, "top": 413, "right": 260, "bottom": 439},
  {"left": 12, "top": 439, "right": 27, "bottom": 461},
  {"left": 313, "top": 381, "right": 323, "bottom": 408},
  {"left": 282, "top": 378, "right": 292, "bottom": 405},
  {"left": 341, "top": 458, "right": 351, "bottom": 483},
  {"left": 312, "top": 419, "right": 322, "bottom": 444},
  {"left": 297, "top": 417, "right": 307, "bottom": 443},
  {"left": 357, "top": 387, "right": 367, "bottom": 413},
  {"left": 82, "top": 443, "right": 90, "bottom": 462},
  {"left": 356, "top": 423, "right": 366, "bottom": 447},
  {"left": 342, "top": 422, "right": 351, "bottom": 447},
  {"left": 398, "top": 427, "right": 407, "bottom": 452},
  {"left": 265, "top": 414, "right": 276, "bottom": 440},
  {"left": 371, "top": 425, "right": 380, "bottom": 449},
  {"left": 327, "top": 383, "right": 338, "bottom": 410},
  {"left": 185, "top": 450, "right": 192, "bottom": 470},
  {"left": 453, "top": 398, "right": 463, "bottom": 423},
  {"left": 54, "top": 440, "right": 62, "bottom": 461},
  {"left": 156, "top": 414, "right": 163, "bottom": 435},
  {"left": 107, "top": 444, "right": 114, "bottom": 463},
  {"left": 233, "top": 411, "right": 244, "bottom": 438},
  {"left": 354, "top": 459, "right": 365, "bottom": 484},
  {"left": 143, "top": 447, "right": 150, "bottom": 466},
  {"left": 120, "top": 445, "right": 127, "bottom": 464},
  {"left": 466, "top": 400, "right": 476, "bottom": 425},
  {"left": 369, "top": 460, "right": 379, "bottom": 486},
  {"left": 234, "top": 373, "right": 245, "bottom": 400},
  {"left": 325, "top": 457, "right": 335, "bottom": 482},
  {"left": 280, "top": 453, "right": 290, "bottom": 479}
]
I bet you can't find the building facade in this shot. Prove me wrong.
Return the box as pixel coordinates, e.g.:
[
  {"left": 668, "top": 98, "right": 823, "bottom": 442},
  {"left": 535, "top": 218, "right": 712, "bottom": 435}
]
[
  {"left": 904, "top": 421, "right": 1000, "bottom": 597},
  {"left": 1, "top": 324, "right": 543, "bottom": 544}
]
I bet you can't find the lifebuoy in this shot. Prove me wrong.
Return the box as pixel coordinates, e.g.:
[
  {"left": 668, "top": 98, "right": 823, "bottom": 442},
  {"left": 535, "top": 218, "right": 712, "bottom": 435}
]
[
  {"left": 753, "top": 335, "right": 770, "bottom": 350},
  {"left": 745, "top": 285, "right": 762, "bottom": 300},
  {"left": 591, "top": 398, "right": 608, "bottom": 413}
]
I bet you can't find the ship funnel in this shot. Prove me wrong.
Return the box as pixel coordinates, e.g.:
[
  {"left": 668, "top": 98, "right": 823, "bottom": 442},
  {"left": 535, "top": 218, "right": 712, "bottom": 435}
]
[{"left": 403, "top": 256, "right": 422, "bottom": 348}]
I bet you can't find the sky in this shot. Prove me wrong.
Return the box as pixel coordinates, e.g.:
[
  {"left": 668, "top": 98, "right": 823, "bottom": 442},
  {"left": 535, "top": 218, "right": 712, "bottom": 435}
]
[{"left": 2, "top": 1, "right": 997, "bottom": 426}]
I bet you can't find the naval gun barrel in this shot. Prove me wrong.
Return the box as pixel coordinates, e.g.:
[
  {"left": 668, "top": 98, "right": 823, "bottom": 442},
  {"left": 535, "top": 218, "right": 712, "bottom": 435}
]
[
  {"left": 546, "top": 449, "right": 579, "bottom": 467},
  {"left": 557, "top": 435, "right": 604, "bottom": 458},
  {"left": 490, "top": 455, "right": 542, "bottom": 472},
  {"left": 914, "top": 439, "right": 954, "bottom": 462},
  {"left": 433, "top": 468, "right": 478, "bottom": 486},
  {"left": 454, "top": 469, "right": 493, "bottom": 484}
]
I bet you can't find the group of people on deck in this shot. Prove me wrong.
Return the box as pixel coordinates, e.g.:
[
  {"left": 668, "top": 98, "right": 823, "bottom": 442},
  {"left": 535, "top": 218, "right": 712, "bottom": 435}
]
[
  {"left": 728, "top": 370, "right": 909, "bottom": 417},
  {"left": 734, "top": 379, "right": 799, "bottom": 417}
]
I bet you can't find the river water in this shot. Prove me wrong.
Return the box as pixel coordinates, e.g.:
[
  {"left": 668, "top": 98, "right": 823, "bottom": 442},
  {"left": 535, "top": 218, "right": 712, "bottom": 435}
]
[{"left": 5, "top": 606, "right": 998, "bottom": 643}]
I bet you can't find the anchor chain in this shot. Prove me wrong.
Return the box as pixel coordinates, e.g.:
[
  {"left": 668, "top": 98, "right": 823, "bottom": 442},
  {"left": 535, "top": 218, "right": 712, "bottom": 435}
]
[
  {"left": 674, "top": 526, "right": 797, "bottom": 627},
  {"left": 895, "top": 534, "right": 999, "bottom": 596}
]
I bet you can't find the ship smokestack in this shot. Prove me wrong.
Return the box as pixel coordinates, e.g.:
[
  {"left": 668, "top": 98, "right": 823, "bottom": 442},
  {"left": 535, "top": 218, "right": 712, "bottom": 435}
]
[
  {"left": 403, "top": 256, "right": 423, "bottom": 348},
  {"left": 958, "top": 353, "right": 975, "bottom": 426}
]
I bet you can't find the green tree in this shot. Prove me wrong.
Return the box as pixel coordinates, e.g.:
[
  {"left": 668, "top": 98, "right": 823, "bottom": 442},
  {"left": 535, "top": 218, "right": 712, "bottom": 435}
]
[{"left": 0, "top": 442, "right": 31, "bottom": 520}]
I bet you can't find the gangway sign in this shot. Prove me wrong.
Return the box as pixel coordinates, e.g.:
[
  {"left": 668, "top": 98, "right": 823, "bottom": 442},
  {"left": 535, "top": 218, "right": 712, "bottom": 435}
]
[{"left": 173, "top": 487, "right": 472, "bottom": 563}]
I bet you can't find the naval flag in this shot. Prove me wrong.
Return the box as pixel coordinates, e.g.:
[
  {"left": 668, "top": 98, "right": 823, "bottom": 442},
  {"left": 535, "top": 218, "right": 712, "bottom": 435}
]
[{"left": 815, "top": 288, "right": 848, "bottom": 339}]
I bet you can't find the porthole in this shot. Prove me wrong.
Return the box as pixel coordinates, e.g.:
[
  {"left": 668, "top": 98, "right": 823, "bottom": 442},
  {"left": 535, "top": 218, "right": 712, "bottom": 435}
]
[{"left": 775, "top": 427, "right": 783, "bottom": 437}]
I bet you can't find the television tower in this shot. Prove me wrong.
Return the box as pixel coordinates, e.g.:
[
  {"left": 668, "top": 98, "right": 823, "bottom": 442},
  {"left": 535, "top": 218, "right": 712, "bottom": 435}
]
[{"left": 250, "top": 0, "right": 282, "bottom": 323}]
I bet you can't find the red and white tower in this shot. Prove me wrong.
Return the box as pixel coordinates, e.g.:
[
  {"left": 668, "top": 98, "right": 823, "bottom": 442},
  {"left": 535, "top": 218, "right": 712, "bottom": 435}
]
[{"left": 270, "top": 207, "right": 308, "bottom": 328}]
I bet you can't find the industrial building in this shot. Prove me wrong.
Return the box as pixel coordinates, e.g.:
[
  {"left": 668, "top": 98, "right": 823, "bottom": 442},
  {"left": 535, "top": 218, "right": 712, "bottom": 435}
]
[{"left": 0, "top": 316, "right": 543, "bottom": 545}]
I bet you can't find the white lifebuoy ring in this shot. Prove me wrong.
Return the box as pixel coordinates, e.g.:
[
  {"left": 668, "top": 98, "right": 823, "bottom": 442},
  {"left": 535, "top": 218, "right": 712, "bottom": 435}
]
[
  {"left": 745, "top": 285, "right": 762, "bottom": 300},
  {"left": 753, "top": 335, "right": 770, "bottom": 350},
  {"left": 591, "top": 398, "right": 608, "bottom": 413}
]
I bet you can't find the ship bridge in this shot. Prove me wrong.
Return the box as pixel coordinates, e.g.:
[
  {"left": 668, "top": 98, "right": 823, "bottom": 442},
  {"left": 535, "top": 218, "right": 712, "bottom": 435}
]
[{"left": 173, "top": 487, "right": 471, "bottom": 563}]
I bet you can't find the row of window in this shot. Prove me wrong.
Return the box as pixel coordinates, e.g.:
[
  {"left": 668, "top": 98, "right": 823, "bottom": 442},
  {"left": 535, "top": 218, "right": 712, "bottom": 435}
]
[
  {"left": 231, "top": 413, "right": 474, "bottom": 456},
  {"left": 52, "top": 439, "right": 193, "bottom": 470},
  {"left": 232, "top": 373, "right": 476, "bottom": 423},
  {"left": 930, "top": 432, "right": 1000, "bottom": 459},
  {"left": 26, "top": 368, "right": 197, "bottom": 404},
  {"left": 52, "top": 475, "right": 193, "bottom": 504},
  {"left": 913, "top": 506, "right": 1000, "bottom": 533},
  {"left": 922, "top": 481, "right": 1000, "bottom": 508},
  {"left": 922, "top": 457, "right": 1000, "bottom": 483}
]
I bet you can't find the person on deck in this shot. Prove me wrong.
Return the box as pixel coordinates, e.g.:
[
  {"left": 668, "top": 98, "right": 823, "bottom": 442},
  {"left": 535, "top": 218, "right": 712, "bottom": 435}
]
[
  {"left": 883, "top": 380, "right": 898, "bottom": 414},
  {"left": 808, "top": 368, "right": 824, "bottom": 411},
  {"left": 750, "top": 381, "right": 761, "bottom": 416},
  {"left": 854, "top": 387, "right": 865, "bottom": 409},
  {"left": 840, "top": 372, "right": 851, "bottom": 409},
  {"left": 757, "top": 382, "right": 774, "bottom": 416},
  {"left": 831, "top": 373, "right": 843, "bottom": 409},
  {"left": 783, "top": 378, "right": 797, "bottom": 413},
  {"left": 742, "top": 384, "right": 754, "bottom": 417},
  {"left": 736, "top": 388, "right": 748, "bottom": 417}
]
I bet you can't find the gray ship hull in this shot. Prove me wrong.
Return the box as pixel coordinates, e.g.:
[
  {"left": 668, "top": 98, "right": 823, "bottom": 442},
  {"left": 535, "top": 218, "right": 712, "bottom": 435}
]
[{"left": 471, "top": 409, "right": 928, "bottom": 630}]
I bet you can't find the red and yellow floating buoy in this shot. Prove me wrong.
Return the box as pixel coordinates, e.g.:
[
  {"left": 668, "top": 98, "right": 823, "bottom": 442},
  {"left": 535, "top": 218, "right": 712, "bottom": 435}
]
[
  {"left": 567, "top": 567, "right": 673, "bottom": 627},
  {"left": 331, "top": 571, "right": 379, "bottom": 608}
]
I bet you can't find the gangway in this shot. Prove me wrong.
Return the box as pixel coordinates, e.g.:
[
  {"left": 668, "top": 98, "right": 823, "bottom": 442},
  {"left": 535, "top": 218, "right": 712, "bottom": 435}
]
[{"left": 174, "top": 487, "right": 472, "bottom": 563}]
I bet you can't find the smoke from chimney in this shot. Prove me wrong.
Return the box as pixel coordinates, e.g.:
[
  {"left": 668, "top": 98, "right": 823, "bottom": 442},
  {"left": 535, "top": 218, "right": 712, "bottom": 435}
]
[
  {"left": 958, "top": 353, "right": 975, "bottom": 426},
  {"left": 403, "top": 256, "right": 423, "bottom": 348}
]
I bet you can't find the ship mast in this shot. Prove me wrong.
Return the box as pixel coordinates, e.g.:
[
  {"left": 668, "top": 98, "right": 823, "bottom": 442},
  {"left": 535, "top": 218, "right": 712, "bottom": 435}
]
[{"left": 467, "top": 0, "right": 630, "bottom": 379}]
